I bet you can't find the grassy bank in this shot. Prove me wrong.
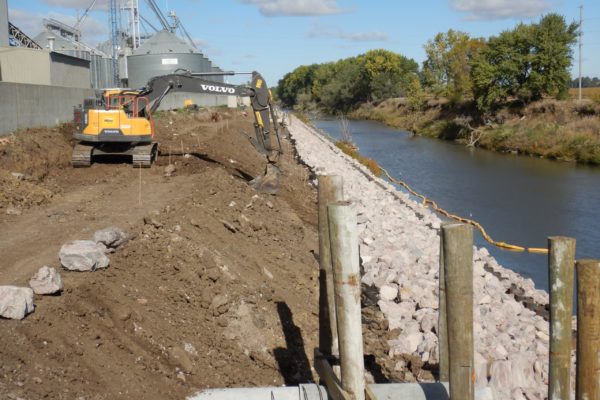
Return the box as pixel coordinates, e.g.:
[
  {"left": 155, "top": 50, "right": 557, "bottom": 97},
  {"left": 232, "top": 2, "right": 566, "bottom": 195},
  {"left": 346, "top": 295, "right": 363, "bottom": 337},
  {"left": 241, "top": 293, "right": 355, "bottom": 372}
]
[{"left": 350, "top": 97, "right": 600, "bottom": 165}]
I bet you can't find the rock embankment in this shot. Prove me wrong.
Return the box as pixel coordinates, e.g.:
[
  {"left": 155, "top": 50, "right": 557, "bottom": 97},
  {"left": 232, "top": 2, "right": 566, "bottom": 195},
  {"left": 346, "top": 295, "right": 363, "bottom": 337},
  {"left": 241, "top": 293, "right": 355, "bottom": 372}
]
[{"left": 287, "top": 116, "right": 563, "bottom": 400}]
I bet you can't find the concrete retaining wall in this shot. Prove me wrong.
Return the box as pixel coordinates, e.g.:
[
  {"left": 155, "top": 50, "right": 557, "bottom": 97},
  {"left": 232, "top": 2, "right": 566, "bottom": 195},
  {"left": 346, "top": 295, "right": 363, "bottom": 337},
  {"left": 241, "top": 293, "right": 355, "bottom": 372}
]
[{"left": 0, "top": 82, "right": 95, "bottom": 136}]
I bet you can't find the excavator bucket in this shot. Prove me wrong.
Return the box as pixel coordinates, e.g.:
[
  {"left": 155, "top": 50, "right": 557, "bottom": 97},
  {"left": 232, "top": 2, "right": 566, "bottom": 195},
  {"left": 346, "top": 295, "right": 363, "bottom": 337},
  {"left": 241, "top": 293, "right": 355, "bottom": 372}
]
[
  {"left": 244, "top": 72, "right": 283, "bottom": 194},
  {"left": 250, "top": 163, "right": 281, "bottom": 194}
]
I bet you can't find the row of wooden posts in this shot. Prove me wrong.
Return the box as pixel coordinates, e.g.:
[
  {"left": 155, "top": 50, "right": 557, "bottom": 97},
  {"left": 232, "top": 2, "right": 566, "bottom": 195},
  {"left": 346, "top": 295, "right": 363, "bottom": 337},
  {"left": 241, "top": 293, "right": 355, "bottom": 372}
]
[{"left": 316, "top": 174, "right": 599, "bottom": 400}]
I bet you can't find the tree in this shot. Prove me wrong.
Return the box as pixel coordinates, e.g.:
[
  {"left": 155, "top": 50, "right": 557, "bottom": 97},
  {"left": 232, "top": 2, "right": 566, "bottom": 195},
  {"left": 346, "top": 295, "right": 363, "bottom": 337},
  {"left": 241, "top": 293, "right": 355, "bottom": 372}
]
[
  {"left": 277, "top": 64, "right": 319, "bottom": 108},
  {"left": 470, "top": 14, "right": 578, "bottom": 110},
  {"left": 422, "top": 30, "right": 484, "bottom": 101},
  {"left": 277, "top": 49, "right": 418, "bottom": 112},
  {"left": 360, "top": 49, "right": 418, "bottom": 101}
]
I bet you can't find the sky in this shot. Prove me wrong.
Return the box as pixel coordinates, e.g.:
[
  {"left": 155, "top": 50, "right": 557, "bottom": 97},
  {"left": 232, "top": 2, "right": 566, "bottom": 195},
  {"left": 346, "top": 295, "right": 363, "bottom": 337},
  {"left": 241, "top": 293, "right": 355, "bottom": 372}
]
[{"left": 7, "top": 0, "right": 600, "bottom": 86}]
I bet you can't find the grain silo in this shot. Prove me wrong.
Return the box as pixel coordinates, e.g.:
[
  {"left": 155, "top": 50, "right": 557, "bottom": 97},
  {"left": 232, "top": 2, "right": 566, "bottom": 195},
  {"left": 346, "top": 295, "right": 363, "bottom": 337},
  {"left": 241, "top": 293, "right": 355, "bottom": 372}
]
[
  {"left": 127, "top": 29, "right": 228, "bottom": 108},
  {"left": 127, "top": 29, "right": 212, "bottom": 88}
]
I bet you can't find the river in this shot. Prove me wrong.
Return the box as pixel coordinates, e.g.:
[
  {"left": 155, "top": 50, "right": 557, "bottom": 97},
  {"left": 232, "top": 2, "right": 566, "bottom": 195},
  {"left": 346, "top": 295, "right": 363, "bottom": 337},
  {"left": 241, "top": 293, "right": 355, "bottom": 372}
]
[{"left": 312, "top": 118, "right": 600, "bottom": 292}]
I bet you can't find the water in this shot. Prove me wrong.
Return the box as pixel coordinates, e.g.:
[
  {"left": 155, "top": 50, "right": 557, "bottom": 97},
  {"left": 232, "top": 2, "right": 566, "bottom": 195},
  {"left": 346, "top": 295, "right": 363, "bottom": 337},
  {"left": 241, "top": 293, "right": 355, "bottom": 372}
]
[{"left": 312, "top": 118, "right": 600, "bottom": 292}]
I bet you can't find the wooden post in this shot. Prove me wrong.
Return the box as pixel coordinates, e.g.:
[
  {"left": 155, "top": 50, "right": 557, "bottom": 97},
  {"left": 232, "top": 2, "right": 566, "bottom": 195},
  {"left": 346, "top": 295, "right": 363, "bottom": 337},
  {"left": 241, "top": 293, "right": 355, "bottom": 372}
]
[
  {"left": 328, "top": 201, "right": 365, "bottom": 400},
  {"left": 438, "top": 224, "right": 449, "bottom": 382},
  {"left": 318, "top": 175, "right": 343, "bottom": 366},
  {"left": 575, "top": 259, "right": 600, "bottom": 400},
  {"left": 548, "top": 236, "right": 576, "bottom": 400},
  {"left": 441, "top": 223, "right": 474, "bottom": 400}
]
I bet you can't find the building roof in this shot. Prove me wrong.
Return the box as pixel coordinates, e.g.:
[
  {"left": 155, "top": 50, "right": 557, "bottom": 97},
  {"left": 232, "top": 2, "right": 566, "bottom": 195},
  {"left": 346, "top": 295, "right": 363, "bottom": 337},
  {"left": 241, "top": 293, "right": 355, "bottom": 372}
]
[
  {"left": 33, "top": 30, "right": 107, "bottom": 57},
  {"left": 131, "top": 29, "right": 199, "bottom": 56}
]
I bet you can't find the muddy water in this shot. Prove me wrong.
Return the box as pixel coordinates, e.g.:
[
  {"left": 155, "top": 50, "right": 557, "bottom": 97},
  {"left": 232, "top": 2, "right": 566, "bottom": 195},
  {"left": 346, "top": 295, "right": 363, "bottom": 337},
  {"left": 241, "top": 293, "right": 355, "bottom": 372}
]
[{"left": 313, "top": 118, "right": 600, "bottom": 292}]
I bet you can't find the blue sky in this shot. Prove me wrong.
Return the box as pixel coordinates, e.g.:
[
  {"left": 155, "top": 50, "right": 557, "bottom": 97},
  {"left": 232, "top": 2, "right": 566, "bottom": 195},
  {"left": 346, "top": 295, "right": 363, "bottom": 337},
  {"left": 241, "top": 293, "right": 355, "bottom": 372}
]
[{"left": 8, "top": 0, "right": 600, "bottom": 86}]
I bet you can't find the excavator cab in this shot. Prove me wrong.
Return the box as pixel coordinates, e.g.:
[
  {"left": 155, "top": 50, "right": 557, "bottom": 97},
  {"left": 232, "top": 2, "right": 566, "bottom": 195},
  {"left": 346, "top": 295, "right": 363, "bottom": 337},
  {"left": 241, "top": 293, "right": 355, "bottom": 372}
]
[{"left": 71, "top": 89, "right": 157, "bottom": 167}]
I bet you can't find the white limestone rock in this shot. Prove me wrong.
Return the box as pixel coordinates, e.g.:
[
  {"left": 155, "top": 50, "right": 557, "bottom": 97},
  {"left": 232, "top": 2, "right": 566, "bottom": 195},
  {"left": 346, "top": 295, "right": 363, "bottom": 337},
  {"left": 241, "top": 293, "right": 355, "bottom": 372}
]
[
  {"left": 474, "top": 351, "right": 489, "bottom": 388},
  {"left": 94, "top": 227, "right": 128, "bottom": 249},
  {"left": 59, "top": 240, "right": 110, "bottom": 271},
  {"left": 29, "top": 266, "right": 63, "bottom": 295},
  {"left": 489, "top": 360, "right": 512, "bottom": 391},
  {"left": 0, "top": 286, "right": 34, "bottom": 319},
  {"left": 509, "top": 353, "right": 537, "bottom": 389},
  {"left": 379, "top": 284, "right": 398, "bottom": 301},
  {"left": 389, "top": 331, "right": 423, "bottom": 356}
]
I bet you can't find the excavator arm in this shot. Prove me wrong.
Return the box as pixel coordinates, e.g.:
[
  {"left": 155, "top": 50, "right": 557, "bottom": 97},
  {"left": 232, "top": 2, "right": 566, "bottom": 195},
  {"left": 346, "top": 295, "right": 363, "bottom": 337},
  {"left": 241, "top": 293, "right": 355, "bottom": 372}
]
[
  {"left": 127, "top": 70, "right": 283, "bottom": 192},
  {"left": 134, "top": 71, "right": 282, "bottom": 162}
]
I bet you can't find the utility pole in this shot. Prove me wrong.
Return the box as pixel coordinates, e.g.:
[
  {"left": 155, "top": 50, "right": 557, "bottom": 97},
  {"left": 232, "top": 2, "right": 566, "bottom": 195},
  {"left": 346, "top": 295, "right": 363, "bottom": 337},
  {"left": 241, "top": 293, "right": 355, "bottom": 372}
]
[
  {"left": 109, "top": 0, "right": 120, "bottom": 87},
  {"left": 578, "top": 4, "right": 582, "bottom": 101}
]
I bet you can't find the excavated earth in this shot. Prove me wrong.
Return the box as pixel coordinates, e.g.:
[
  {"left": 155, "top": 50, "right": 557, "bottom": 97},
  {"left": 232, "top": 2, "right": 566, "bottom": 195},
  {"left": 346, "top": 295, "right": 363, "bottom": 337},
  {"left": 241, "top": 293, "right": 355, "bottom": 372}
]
[{"left": 0, "top": 110, "right": 400, "bottom": 400}]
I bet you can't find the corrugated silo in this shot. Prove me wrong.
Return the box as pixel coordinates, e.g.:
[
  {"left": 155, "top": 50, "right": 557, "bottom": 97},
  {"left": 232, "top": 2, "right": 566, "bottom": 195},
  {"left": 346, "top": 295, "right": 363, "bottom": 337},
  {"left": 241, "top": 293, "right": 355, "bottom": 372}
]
[
  {"left": 127, "top": 29, "right": 229, "bottom": 108},
  {"left": 127, "top": 29, "right": 209, "bottom": 88}
]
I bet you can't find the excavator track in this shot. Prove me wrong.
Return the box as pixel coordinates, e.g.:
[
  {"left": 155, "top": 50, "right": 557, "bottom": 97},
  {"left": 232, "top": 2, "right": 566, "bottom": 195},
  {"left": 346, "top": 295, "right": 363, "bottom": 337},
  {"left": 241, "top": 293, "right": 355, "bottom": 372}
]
[
  {"left": 71, "top": 142, "right": 158, "bottom": 167},
  {"left": 132, "top": 143, "right": 158, "bottom": 168},
  {"left": 71, "top": 143, "right": 94, "bottom": 167}
]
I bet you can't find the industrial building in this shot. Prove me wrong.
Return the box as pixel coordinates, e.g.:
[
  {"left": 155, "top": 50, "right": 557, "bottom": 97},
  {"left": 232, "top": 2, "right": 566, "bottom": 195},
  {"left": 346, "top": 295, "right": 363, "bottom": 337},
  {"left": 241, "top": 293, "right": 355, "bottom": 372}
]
[{"left": 0, "top": 0, "right": 234, "bottom": 135}]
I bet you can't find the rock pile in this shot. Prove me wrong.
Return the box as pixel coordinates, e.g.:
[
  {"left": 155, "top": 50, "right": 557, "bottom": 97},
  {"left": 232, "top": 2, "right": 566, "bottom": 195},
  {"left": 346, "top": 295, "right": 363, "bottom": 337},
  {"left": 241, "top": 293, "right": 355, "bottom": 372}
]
[
  {"left": 287, "top": 117, "right": 559, "bottom": 399},
  {"left": 1, "top": 227, "right": 128, "bottom": 321}
]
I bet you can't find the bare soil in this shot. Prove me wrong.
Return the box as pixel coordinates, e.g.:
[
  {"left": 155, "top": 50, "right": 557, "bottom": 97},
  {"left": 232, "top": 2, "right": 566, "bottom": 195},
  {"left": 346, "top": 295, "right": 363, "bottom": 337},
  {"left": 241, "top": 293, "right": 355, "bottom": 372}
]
[{"left": 0, "top": 109, "right": 407, "bottom": 399}]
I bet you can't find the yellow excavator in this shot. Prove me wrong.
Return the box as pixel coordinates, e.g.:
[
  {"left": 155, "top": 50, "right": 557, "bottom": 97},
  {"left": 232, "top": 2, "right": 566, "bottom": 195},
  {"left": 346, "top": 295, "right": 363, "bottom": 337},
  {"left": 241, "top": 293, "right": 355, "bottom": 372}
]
[{"left": 72, "top": 71, "right": 282, "bottom": 190}]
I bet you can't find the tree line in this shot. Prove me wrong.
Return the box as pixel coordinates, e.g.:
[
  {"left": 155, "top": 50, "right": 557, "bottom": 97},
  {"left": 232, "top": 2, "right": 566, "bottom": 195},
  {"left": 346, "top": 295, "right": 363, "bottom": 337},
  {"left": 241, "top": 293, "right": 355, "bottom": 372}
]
[
  {"left": 277, "top": 14, "right": 580, "bottom": 113},
  {"left": 571, "top": 77, "right": 600, "bottom": 88}
]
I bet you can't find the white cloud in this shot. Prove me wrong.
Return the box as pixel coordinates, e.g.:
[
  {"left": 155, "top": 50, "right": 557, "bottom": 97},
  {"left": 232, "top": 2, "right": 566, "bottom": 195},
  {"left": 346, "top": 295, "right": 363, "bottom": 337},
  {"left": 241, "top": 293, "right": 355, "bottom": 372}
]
[
  {"left": 240, "top": 0, "right": 345, "bottom": 17},
  {"left": 307, "top": 22, "right": 388, "bottom": 42},
  {"left": 449, "top": 0, "right": 554, "bottom": 20},
  {"left": 41, "top": 0, "right": 108, "bottom": 11},
  {"left": 9, "top": 8, "right": 107, "bottom": 45}
]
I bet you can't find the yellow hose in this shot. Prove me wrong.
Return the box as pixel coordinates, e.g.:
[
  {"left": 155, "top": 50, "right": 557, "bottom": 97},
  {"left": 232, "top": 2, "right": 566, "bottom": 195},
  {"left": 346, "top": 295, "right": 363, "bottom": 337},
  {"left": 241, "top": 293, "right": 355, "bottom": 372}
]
[{"left": 380, "top": 167, "right": 548, "bottom": 255}]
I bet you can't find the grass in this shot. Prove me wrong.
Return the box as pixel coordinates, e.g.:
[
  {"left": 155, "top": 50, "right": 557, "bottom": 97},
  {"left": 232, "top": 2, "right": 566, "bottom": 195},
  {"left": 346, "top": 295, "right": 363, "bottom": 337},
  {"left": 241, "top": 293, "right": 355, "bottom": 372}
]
[
  {"left": 349, "top": 97, "right": 600, "bottom": 165},
  {"left": 569, "top": 87, "right": 600, "bottom": 103},
  {"left": 334, "top": 140, "right": 382, "bottom": 176}
]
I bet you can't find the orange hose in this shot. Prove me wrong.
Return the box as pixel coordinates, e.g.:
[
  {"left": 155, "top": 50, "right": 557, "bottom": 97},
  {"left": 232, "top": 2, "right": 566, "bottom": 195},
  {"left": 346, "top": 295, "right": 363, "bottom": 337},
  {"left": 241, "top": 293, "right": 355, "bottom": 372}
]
[{"left": 380, "top": 167, "right": 548, "bottom": 255}]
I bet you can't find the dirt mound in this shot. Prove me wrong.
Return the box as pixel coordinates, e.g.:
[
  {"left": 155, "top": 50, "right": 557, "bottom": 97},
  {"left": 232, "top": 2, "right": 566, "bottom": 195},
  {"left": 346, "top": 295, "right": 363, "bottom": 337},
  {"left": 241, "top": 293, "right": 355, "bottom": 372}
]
[
  {"left": 0, "top": 110, "right": 399, "bottom": 399},
  {"left": 0, "top": 124, "right": 73, "bottom": 210}
]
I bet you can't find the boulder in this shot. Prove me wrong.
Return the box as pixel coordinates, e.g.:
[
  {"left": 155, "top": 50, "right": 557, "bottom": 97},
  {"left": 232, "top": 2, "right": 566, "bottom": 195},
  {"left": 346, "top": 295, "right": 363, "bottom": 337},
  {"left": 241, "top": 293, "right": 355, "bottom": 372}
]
[
  {"left": 29, "top": 266, "right": 63, "bottom": 295},
  {"left": 379, "top": 284, "right": 398, "bottom": 301},
  {"left": 419, "top": 313, "right": 437, "bottom": 333},
  {"left": 389, "top": 331, "right": 423, "bottom": 356},
  {"left": 0, "top": 286, "right": 34, "bottom": 319},
  {"left": 59, "top": 240, "right": 110, "bottom": 271},
  {"left": 94, "top": 227, "right": 128, "bottom": 249},
  {"left": 489, "top": 360, "right": 512, "bottom": 390},
  {"left": 509, "top": 353, "right": 537, "bottom": 389}
]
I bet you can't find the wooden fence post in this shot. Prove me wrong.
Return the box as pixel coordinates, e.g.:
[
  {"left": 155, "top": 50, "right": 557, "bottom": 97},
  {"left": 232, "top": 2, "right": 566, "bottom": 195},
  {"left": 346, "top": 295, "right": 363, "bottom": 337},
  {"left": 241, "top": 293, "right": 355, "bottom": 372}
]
[
  {"left": 438, "top": 224, "right": 449, "bottom": 382},
  {"left": 441, "top": 223, "right": 474, "bottom": 400},
  {"left": 328, "top": 201, "right": 365, "bottom": 400},
  {"left": 575, "top": 259, "right": 600, "bottom": 400},
  {"left": 318, "top": 175, "right": 343, "bottom": 368},
  {"left": 548, "top": 236, "right": 576, "bottom": 400}
]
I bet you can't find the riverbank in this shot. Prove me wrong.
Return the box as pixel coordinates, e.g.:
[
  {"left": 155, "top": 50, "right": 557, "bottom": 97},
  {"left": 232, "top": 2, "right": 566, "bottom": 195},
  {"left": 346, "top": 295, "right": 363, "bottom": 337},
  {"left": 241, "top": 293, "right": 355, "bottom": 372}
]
[
  {"left": 350, "top": 97, "right": 600, "bottom": 165},
  {"left": 288, "top": 115, "right": 572, "bottom": 399}
]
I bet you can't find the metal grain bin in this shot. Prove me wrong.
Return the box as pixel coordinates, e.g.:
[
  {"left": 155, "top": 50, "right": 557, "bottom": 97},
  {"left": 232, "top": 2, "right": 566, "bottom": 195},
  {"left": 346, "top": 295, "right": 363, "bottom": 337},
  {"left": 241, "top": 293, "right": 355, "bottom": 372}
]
[{"left": 127, "top": 30, "right": 222, "bottom": 88}]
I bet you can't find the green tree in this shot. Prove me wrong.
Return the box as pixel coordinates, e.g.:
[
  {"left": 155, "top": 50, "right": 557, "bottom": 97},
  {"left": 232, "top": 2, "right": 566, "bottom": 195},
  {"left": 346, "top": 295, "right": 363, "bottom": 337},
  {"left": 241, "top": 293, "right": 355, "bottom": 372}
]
[
  {"left": 422, "top": 30, "right": 484, "bottom": 101},
  {"left": 360, "top": 49, "right": 418, "bottom": 101},
  {"left": 277, "top": 64, "right": 318, "bottom": 107},
  {"left": 470, "top": 14, "right": 578, "bottom": 110},
  {"left": 277, "top": 49, "right": 418, "bottom": 112}
]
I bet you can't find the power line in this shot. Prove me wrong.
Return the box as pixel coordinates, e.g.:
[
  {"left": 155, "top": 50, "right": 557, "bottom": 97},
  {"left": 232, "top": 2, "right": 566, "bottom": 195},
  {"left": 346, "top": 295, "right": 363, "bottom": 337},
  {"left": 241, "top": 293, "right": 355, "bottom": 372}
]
[{"left": 578, "top": 5, "right": 583, "bottom": 100}]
